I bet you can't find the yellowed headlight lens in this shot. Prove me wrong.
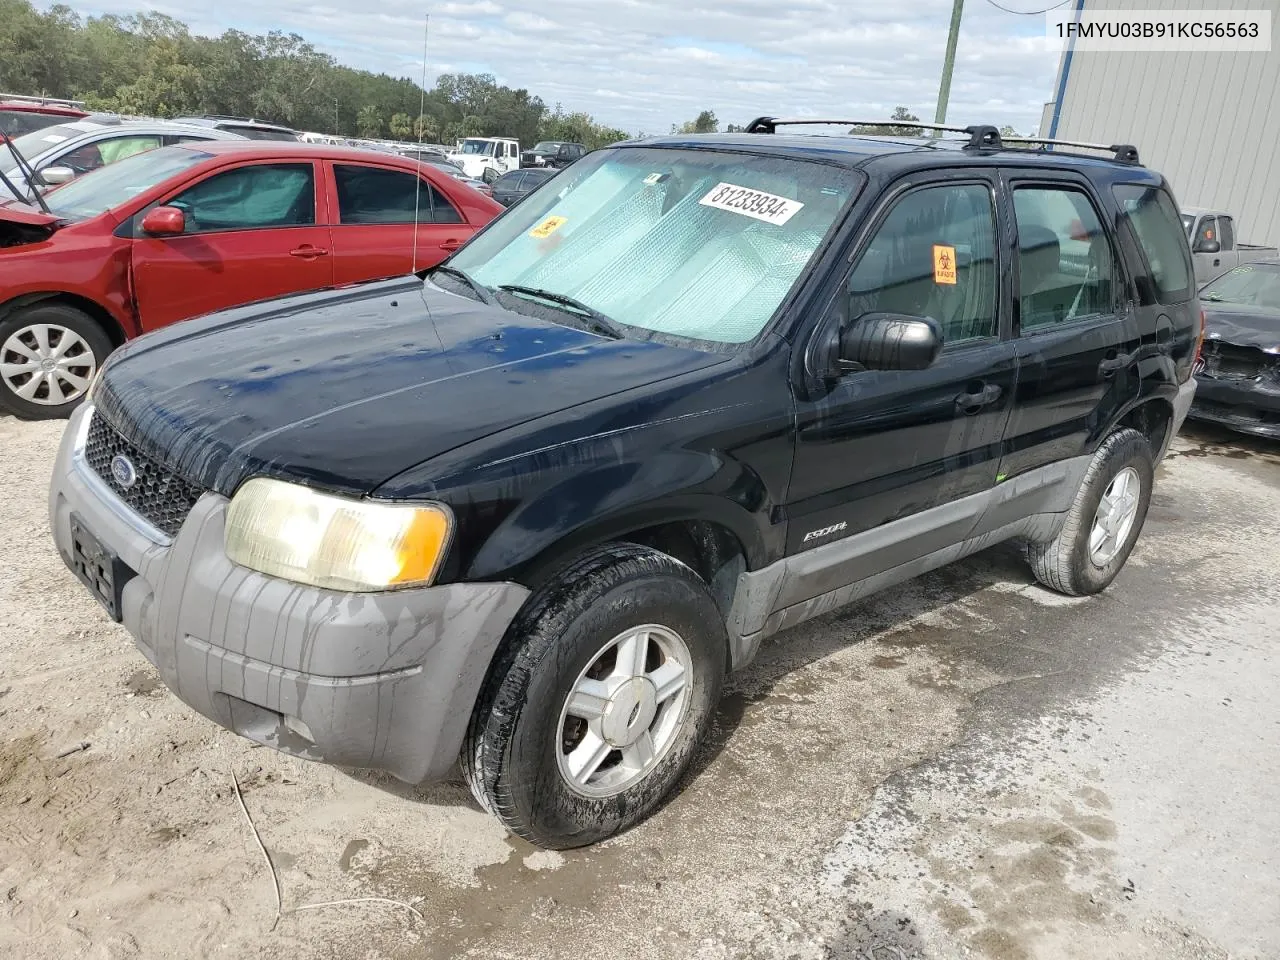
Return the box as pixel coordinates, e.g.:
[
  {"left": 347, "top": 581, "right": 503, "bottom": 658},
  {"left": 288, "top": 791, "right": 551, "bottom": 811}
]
[{"left": 224, "top": 478, "right": 451, "bottom": 591}]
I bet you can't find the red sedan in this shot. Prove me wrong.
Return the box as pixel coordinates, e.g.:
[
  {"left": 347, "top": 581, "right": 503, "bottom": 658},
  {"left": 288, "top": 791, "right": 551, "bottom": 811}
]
[{"left": 0, "top": 141, "right": 503, "bottom": 418}]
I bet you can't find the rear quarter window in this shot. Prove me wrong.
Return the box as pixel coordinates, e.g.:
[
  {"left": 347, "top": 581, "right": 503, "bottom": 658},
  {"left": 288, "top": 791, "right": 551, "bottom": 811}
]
[{"left": 1112, "top": 184, "right": 1194, "bottom": 303}]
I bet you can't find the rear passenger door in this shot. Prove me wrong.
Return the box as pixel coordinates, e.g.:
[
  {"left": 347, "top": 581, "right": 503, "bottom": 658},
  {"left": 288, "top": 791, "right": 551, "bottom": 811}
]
[
  {"left": 997, "top": 171, "right": 1141, "bottom": 480},
  {"left": 789, "top": 174, "right": 1017, "bottom": 554},
  {"left": 326, "top": 162, "right": 474, "bottom": 282}
]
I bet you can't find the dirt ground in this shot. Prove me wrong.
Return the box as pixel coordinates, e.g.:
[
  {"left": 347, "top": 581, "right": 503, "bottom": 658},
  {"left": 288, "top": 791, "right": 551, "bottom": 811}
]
[{"left": 1, "top": 415, "right": 1277, "bottom": 960}]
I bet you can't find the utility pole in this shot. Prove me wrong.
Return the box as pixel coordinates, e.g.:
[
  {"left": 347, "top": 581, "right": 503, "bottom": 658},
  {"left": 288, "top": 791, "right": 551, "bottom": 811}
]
[
  {"left": 333, "top": 97, "right": 339, "bottom": 135},
  {"left": 935, "top": 0, "right": 965, "bottom": 131}
]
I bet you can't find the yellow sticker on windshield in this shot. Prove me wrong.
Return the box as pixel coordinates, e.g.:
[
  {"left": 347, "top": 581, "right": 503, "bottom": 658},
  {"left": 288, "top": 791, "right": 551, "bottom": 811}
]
[
  {"left": 530, "top": 216, "right": 567, "bottom": 239},
  {"left": 933, "top": 244, "right": 957, "bottom": 285}
]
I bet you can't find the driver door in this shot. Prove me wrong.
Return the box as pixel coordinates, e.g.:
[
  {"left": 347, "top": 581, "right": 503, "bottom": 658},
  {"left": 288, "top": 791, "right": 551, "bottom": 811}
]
[{"left": 130, "top": 160, "right": 332, "bottom": 331}]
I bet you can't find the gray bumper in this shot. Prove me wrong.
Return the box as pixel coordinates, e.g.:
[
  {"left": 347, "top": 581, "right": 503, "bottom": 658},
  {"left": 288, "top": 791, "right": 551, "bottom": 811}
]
[
  {"left": 1165, "top": 377, "right": 1197, "bottom": 457},
  {"left": 49, "top": 405, "right": 530, "bottom": 783}
]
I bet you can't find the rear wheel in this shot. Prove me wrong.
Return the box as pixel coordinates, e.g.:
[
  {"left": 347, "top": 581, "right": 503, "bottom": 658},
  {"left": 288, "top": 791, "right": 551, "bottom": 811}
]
[
  {"left": 0, "top": 304, "right": 112, "bottom": 420},
  {"left": 1026, "top": 428, "right": 1155, "bottom": 596},
  {"left": 462, "top": 544, "right": 726, "bottom": 848}
]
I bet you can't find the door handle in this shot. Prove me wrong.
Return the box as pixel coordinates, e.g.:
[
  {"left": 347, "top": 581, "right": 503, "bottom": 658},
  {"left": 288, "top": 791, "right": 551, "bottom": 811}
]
[
  {"left": 955, "top": 383, "right": 1002, "bottom": 413},
  {"left": 438, "top": 238, "right": 463, "bottom": 251},
  {"left": 289, "top": 244, "right": 328, "bottom": 259},
  {"left": 1098, "top": 351, "right": 1134, "bottom": 377}
]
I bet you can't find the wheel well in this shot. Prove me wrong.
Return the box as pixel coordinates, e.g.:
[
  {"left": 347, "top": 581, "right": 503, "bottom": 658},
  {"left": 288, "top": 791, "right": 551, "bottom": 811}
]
[
  {"left": 1118, "top": 399, "right": 1174, "bottom": 457},
  {"left": 0, "top": 293, "right": 127, "bottom": 348}
]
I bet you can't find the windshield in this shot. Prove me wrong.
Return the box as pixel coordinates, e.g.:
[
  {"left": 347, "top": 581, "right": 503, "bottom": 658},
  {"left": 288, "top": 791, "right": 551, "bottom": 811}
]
[
  {"left": 1181, "top": 213, "right": 1195, "bottom": 235},
  {"left": 6, "top": 122, "right": 102, "bottom": 171},
  {"left": 449, "top": 146, "right": 862, "bottom": 345},
  {"left": 1200, "top": 263, "right": 1280, "bottom": 310},
  {"left": 531, "top": 142, "right": 562, "bottom": 153},
  {"left": 459, "top": 139, "right": 495, "bottom": 156},
  {"left": 42, "top": 145, "right": 210, "bottom": 219}
]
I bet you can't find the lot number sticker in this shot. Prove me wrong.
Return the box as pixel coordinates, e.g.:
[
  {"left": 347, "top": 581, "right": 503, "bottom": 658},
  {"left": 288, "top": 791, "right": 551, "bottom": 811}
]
[
  {"left": 530, "top": 215, "right": 567, "bottom": 239},
  {"left": 698, "top": 183, "right": 803, "bottom": 225},
  {"left": 933, "top": 244, "right": 957, "bottom": 285}
]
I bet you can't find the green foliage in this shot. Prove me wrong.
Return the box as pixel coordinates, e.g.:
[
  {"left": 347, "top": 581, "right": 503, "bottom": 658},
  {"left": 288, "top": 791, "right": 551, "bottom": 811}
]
[
  {"left": 850, "top": 106, "right": 921, "bottom": 137},
  {"left": 0, "top": 0, "right": 634, "bottom": 146},
  {"left": 673, "top": 110, "right": 718, "bottom": 134}
]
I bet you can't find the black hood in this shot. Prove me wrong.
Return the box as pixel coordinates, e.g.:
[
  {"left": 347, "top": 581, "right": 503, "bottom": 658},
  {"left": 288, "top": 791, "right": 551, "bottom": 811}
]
[
  {"left": 96, "top": 277, "right": 729, "bottom": 497},
  {"left": 1203, "top": 303, "right": 1280, "bottom": 351}
]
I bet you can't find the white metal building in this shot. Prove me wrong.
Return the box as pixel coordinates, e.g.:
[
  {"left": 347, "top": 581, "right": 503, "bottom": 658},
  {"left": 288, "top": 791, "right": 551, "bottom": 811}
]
[{"left": 1039, "top": 0, "right": 1280, "bottom": 247}]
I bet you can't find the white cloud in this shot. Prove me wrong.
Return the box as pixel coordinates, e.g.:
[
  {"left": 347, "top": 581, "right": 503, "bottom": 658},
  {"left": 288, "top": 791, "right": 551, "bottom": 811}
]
[{"left": 76, "top": 0, "right": 1062, "bottom": 134}]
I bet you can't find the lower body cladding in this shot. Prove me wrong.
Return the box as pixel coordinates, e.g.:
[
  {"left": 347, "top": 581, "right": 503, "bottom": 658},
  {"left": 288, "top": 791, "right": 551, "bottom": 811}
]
[
  {"left": 1189, "top": 373, "right": 1280, "bottom": 440},
  {"left": 49, "top": 406, "right": 530, "bottom": 784}
]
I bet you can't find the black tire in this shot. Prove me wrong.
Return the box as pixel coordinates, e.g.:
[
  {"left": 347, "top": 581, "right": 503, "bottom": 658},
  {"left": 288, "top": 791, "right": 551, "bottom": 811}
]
[
  {"left": 1026, "top": 428, "right": 1155, "bottom": 596},
  {"left": 0, "top": 304, "right": 112, "bottom": 420},
  {"left": 461, "top": 543, "right": 726, "bottom": 848}
]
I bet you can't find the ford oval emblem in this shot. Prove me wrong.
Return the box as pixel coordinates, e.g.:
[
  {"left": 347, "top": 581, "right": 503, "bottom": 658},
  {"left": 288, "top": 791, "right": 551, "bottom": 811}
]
[{"left": 110, "top": 454, "right": 138, "bottom": 490}]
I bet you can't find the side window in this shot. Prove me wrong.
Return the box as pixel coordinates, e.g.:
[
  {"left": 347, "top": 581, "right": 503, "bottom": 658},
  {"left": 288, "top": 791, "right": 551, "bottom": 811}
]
[
  {"left": 168, "top": 163, "right": 315, "bottom": 233},
  {"left": 848, "top": 183, "right": 998, "bottom": 345},
  {"left": 56, "top": 142, "right": 105, "bottom": 174},
  {"left": 1218, "top": 216, "right": 1235, "bottom": 251},
  {"left": 1194, "top": 215, "right": 1218, "bottom": 248},
  {"left": 95, "top": 136, "right": 162, "bottom": 166},
  {"left": 1013, "top": 186, "right": 1116, "bottom": 331},
  {"left": 333, "top": 164, "right": 463, "bottom": 225},
  {"left": 1112, "top": 185, "right": 1194, "bottom": 303}
]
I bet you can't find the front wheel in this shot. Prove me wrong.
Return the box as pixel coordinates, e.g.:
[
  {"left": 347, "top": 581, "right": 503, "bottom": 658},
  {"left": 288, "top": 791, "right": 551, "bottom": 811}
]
[
  {"left": 462, "top": 544, "right": 726, "bottom": 848},
  {"left": 0, "top": 304, "right": 113, "bottom": 420}
]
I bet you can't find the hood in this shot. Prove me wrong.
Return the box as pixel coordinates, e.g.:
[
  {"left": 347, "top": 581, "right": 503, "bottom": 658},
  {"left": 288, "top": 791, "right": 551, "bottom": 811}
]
[
  {"left": 0, "top": 200, "right": 58, "bottom": 227},
  {"left": 96, "top": 276, "right": 729, "bottom": 498},
  {"left": 1203, "top": 303, "right": 1280, "bottom": 351}
]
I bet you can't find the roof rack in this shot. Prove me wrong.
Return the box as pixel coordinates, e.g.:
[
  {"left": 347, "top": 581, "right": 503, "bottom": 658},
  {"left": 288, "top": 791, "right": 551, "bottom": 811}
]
[
  {"left": 196, "top": 115, "right": 292, "bottom": 127},
  {"left": 743, "top": 116, "right": 1140, "bottom": 165},
  {"left": 0, "top": 92, "right": 86, "bottom": 108}
]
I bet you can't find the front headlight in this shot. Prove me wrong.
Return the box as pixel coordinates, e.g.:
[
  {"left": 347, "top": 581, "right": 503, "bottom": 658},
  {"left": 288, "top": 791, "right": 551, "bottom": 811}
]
[{"left": 224, "top": 478, "right": 451, "bottom": 592}]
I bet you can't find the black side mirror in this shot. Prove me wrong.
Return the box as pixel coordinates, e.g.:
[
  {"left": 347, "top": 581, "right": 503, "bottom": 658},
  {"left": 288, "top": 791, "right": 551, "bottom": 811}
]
[
  {"left": 1194, "top": 238, "right": 1220, "bottom": 254},
  {"left": 839, "top": 312, "right": 942, "bottom": 372}
]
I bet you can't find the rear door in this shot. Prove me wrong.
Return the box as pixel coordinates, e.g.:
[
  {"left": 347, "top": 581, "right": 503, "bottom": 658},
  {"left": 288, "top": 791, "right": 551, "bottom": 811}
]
[
  {"left": 326, "top": 161, "right": 475, "bottom": 281},
  {"left": 789, "top": 173, "right": 1017, "bottom": 555},
  {"left": 997, "top": 170, "right": 1141, "bottom": 480},
  {"left": 131, "top": 159, "right": 332, "bottom": 329}
]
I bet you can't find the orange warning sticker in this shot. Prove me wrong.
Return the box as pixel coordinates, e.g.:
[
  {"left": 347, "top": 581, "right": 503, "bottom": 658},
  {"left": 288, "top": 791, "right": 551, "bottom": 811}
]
[
  {"left": 529, "top": 215, "right": 567, "bottom": 239},
  {"left": 933, "top": 244, "right": 957, "bottom": 285}
]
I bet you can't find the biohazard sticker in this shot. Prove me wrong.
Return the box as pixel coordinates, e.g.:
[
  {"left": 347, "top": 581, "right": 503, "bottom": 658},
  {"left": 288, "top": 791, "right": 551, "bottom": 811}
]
[
  {"left": 529, "top": 216, "right": 567, "bottom": 239},
  {"left": 698, "top": 182, "right": 803, "bottom": 225},
  {"left": 933, "top": 244, "right": 957, "bottom": 285}
]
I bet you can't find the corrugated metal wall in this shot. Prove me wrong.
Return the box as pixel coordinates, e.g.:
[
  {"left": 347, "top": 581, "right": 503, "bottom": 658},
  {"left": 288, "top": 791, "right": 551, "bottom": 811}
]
[{"left": 1048, "top": 0, "right": 1280, "bottom": 246}]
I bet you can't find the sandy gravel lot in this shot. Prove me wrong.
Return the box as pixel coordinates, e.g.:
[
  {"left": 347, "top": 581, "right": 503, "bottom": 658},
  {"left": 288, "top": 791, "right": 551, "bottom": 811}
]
[{"left": 1, "top": 414, "right": 1276, "bottom": 960}]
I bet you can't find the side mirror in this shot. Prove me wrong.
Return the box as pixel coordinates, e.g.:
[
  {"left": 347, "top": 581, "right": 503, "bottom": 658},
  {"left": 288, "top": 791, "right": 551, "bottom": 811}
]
[
  {"left": 839, "top": 312, "right": 942, "bottom": 372},
  {"left": 1194, "top": 238, "right": 1220, "bottom": 254},
  {"left": 38, "top": 165, "right": 76, "bottom": 186},
  {"left": 140, "top": 205, "right": 186, "bottom": 236}
]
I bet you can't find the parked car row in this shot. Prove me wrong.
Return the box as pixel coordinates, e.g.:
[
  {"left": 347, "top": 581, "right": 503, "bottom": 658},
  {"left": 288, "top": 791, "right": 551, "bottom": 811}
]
[{"left": 0, "top": 93, "right": 89, "bottom": 139}]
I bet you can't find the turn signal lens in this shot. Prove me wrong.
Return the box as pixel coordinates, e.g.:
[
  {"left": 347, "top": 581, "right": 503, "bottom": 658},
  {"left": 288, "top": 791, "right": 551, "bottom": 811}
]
[{"left": 225, "top": 478, "right": 451, "bottom": 591}]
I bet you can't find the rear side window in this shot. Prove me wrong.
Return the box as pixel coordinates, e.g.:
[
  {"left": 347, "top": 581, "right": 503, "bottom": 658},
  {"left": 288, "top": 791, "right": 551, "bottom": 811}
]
[
  {"left": 169, "top": 163, "right": 315, "bottom": 232},
  {"left": 1219, "top": 216, "right": 1235, "bottom": 251},
  {"left": 1012, "top": 186, "right": 1116, "bottom": 330},
  {"left": 333, "top": 164, "right": 463, "bottom": 224},
  {"left": 494, "top": 172, "right": 525, "bottom": 189},
  {"left": 1112, "top": 185, "right": 1194, "bottom": 303}
]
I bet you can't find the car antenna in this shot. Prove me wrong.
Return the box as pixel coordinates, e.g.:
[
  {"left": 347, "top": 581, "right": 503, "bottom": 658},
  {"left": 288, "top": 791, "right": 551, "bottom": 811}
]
[
  {"left": 2, "top": 135, "right": 53, "bottom": 215},
  {"left": 411, "top": 13, "right": 429, "bottom": 275}
]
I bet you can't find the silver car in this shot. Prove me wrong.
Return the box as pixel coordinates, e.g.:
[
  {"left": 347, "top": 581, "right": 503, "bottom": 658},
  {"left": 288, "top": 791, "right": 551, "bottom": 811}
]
[{"left": 0, "top": 116, "right": 243, "bottom": 200}]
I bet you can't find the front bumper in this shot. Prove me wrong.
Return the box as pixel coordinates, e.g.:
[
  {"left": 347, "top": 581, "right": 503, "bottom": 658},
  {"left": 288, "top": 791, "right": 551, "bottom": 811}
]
[
  {"left": 49, "top": 405, "right": 530, "bottom": 782},
  {"left": 1188, "top": 373, "right": 1280, "bottom": 440}
]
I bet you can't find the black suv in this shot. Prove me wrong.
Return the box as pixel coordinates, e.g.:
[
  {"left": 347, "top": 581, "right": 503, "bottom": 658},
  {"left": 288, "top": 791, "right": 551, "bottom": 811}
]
[
  {"left": 521, "top": 140, "right": 586, "bottom": 168},
  {"left": 50, "top": 120, "right": 1199, "bottom": 849}
]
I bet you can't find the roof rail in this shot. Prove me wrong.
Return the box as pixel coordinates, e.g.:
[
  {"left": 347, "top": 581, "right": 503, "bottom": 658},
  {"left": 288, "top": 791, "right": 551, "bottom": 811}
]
[
  {"left": 0, "top": 92, "right": 86, "bottom": 108},
  {"left": 743, "top": 116, "right": 1140, "bottom": 164}
]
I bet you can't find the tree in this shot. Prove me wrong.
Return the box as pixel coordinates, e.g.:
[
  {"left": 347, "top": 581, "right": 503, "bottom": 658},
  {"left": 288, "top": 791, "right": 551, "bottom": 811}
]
[
  {"left": 673, "top": 109, "right": 718, "bottom": 134},
  {"left": 725, "top": 123, "right": 745, "bottom": 133},
  {"left": 356, "top": 104, "right": 383, "bottom": 138},
  {"left": 999, "top": 124, "right": 1023, "bottom": 140},
  {"left": 851, "top": 106, "right": 921, "bottom": 137},
  {"left": 389, "top": 112, "right": 412, "bottom": 138}
]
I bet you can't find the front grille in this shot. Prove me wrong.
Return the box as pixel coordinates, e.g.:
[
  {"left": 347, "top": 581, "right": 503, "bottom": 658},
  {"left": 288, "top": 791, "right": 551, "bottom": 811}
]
[
  {"left": 83, "top": 414, "right": 204, "bottom": 538},
  {"left": 1200, "top": 341, "right": 1270, "bottom": 381}
]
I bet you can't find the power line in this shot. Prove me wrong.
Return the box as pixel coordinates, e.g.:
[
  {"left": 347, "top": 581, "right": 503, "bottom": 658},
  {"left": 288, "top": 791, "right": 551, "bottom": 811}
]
[{"left": 983, "top": 0, "right": 1072, "bottom": 14}]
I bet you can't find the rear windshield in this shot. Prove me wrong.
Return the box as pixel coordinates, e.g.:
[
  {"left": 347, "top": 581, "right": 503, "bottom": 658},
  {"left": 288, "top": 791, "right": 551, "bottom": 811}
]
[
  {"left": 1113, "top": 184, "right": 1195, "bottom": 303},
  {"left": 0, "top": 109, "right": 66, "bottom": 139},
  {"left": 43, "top": 145, "right": 210, "bottom": 220}
]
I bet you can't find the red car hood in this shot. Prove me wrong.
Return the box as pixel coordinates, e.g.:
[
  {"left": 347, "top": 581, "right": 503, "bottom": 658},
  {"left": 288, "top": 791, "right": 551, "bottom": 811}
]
[{"left": 0, "top": 201, "right": 61, "bottom": 227}]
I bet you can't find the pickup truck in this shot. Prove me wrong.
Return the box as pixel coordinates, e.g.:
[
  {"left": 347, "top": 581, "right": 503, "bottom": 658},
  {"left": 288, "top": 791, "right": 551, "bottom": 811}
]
[
  {"left": 445, "top": 137, "right": 521, "bottom": 184},
  {"left": 51, "top": 123, "right": 1198, "bottom": 848},
  {"left": 1182, "top": 206, "right": 1279, "bottom": 284}
]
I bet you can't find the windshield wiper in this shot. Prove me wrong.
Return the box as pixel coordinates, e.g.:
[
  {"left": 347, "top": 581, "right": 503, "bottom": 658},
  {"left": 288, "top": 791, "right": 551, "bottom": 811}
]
[
  {"left": 496, "top": 285, "right": 625, "bottom": 340},
  {"left": 429, "top": 264, "right": 496, "bottom": 305},
  {"left": 1, "top": 136, "right": 52, "bottom": 215}
]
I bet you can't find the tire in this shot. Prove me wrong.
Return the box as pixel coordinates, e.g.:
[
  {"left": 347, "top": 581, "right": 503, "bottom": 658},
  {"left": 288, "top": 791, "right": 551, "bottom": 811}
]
[
  {"left": 0, "top": 304, "right": 112, "bottom": 420},
  {"left": 461, "top": 543, "right": 726, "bottom": 848},
  {"left": 1026, "top": 427, "right": 1155, "bottom": 596}
]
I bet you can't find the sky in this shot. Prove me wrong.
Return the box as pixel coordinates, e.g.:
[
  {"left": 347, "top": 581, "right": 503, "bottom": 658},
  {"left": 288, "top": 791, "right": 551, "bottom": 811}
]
[{"left": 78, "top": 0, "right": 1068, "bottom": 135}]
